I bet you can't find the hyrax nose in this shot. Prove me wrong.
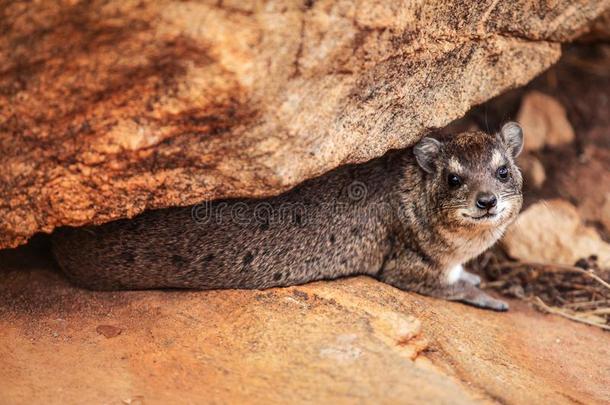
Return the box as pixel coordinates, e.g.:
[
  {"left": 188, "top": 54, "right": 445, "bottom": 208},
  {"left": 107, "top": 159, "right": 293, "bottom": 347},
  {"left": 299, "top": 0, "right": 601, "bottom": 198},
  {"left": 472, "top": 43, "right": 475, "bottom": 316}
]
[{"left": 476, "top": 193, "right": 497, "bottom": 210}]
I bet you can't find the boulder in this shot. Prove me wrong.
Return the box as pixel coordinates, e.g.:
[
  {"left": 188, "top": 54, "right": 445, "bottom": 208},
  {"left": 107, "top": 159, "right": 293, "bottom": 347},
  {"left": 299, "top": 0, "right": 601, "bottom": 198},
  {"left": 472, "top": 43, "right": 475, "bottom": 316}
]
[
  {"left": 517, "top": 91, "right": 575, "bottom": 152},
  {"left": 503, "top": 199, "right": 610, "bottom": 267},
  {"left": 1, "top": 1, "right": 608, "bottom": 249}
]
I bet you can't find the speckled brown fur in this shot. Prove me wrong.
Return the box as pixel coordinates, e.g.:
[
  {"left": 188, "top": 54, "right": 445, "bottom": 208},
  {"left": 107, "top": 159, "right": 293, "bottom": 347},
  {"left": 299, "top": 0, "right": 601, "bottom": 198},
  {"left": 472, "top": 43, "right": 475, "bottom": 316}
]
[{"left": 52, "top": 123, "right": 524, "bottom": 311}]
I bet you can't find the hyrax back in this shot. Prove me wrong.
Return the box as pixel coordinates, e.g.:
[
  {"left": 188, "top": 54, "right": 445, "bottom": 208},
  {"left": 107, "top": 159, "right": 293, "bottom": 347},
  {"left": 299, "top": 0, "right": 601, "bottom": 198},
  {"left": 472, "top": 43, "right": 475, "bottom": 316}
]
[
  {"left": 52, "top": 155, "right": 400, "bottom": 291},
  {"left": 53, "top": 123, "right": 524, "bottom": 310}
]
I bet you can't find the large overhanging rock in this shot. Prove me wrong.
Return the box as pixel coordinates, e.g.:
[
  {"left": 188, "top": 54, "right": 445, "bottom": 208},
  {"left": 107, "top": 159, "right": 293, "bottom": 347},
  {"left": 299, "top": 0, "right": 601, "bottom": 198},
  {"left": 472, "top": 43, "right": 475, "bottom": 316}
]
[{"left": 1, "top": 1, "right": 607, "bottom": 249}]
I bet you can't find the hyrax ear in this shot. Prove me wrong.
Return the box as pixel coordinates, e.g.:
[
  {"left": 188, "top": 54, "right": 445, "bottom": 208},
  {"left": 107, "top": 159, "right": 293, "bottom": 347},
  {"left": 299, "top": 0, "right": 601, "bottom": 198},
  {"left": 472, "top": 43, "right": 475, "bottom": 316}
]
[
  {"left": 499, "top": 122, "right": 523, "bottom": 157},
  {"left": 414, "top": 137, "right": 442, "bottom": 173}
]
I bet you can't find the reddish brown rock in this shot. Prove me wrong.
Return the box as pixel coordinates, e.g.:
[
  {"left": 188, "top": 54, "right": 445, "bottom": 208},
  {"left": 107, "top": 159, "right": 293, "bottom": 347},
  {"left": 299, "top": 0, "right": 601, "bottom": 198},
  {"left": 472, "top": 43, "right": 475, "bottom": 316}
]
[
  {"left": 555, "top": 145, "right": 610, "bottom": 237},
  {"left": 503, "top": 199, "right": 610, "bottom": 267},
  {"left": 517, "top": 91, "right": 575, "bottom": 151},
  {"left": 1, "top": 1, "right": 608, "bottom": 248}
]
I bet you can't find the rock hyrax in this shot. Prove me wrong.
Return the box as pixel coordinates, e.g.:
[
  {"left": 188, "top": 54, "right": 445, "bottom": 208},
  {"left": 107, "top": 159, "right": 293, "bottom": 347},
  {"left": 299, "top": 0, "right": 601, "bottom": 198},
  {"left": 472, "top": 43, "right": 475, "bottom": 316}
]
[{"left": 52, "top": 122, "right": 524, "bottom": 311}]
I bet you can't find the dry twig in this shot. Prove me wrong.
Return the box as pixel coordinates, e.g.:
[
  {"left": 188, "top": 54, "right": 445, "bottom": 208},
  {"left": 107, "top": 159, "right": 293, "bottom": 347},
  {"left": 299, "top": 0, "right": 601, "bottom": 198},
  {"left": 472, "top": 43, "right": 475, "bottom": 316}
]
[{"left": 470, "top": 250, "right": 610, "bottom": 331}]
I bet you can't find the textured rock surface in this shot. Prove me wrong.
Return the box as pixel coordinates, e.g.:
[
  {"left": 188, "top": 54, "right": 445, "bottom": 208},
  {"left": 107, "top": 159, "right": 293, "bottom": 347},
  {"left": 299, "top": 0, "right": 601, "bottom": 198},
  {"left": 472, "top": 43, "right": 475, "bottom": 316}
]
[
  {"left": 503, "top": 199, "right": 610, "bottom": 267},
  {"left": 1, "top": 0, "right": 608, "bottom": 249},
  {"left": 1, "top": 245, "right": 609, "bottom": 404},
  {"left": 579, "top": 8, "right": 610, "bottom": 42}
]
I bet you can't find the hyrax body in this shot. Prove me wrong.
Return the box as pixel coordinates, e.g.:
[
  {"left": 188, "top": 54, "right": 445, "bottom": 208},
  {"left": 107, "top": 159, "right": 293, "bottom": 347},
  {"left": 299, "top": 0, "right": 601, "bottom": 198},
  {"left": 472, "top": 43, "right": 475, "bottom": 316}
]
[{"left": 52, "top": 123, "right": 524, "bottom": 311}]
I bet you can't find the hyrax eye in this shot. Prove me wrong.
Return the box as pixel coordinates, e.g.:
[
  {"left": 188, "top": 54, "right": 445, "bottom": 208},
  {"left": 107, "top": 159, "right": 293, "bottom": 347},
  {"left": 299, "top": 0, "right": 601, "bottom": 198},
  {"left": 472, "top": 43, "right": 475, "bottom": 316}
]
[
  {"left": 497, "top": 166, "right": 509, "bottom": 181},
  {"left": 447, "top": 173, "right": 462, "bottom": 188}
]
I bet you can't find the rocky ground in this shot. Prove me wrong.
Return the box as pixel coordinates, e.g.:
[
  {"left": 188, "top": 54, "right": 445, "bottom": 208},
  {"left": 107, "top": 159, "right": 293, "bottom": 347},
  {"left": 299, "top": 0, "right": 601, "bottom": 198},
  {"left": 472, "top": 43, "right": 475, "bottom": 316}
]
[{"left": 0, "top": 241, "right": 608, "bottom": 404}]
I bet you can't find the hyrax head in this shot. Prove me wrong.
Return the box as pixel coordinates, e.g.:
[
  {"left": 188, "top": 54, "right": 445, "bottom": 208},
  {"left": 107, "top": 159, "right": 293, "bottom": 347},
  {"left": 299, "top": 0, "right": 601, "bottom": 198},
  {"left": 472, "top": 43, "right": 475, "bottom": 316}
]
[{"left": 413, "top": 122, "right": 524, "bottom": 228}]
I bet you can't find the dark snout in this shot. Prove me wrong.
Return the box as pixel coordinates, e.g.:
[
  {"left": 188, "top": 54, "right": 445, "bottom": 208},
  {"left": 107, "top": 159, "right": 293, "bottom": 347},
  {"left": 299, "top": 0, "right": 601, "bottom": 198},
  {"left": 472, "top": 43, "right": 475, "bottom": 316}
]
[{"left": 475, "top": 192, "right": 497, "bottom": 210}]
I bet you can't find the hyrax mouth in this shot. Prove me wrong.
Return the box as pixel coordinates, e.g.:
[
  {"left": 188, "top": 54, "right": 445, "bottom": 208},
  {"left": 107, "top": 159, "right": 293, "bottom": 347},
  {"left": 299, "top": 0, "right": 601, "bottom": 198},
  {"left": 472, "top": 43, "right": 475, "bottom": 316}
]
[{"left": 462, "top": 210, "right": 504, "bottom": 220}]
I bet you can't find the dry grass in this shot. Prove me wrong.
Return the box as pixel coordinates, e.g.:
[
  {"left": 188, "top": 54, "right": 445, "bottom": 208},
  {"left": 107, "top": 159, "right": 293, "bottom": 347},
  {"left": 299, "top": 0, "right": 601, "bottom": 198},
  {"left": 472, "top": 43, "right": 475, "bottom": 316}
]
[{"left": 470, "top": 250, "right": 610, "bottom": 331}]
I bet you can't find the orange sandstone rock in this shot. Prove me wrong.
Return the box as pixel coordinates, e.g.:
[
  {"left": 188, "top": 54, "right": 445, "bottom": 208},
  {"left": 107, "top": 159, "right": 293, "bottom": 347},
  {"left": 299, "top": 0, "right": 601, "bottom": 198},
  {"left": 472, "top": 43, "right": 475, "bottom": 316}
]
[{"left": 1, "top": 1, "right": 607, "bottom": 248}]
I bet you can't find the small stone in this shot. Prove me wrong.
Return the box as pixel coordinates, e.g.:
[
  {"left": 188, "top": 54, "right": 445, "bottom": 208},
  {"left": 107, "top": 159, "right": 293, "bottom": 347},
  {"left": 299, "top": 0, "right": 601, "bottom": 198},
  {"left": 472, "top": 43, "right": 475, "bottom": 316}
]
[
  {"left": 517, "top": 91, "right": 575, "bottom": 152},
  {"left": 96, "top": 325, "right": 123, "bottom": 338},
  {"left": 503, "top": 199, "right": 610, "bottom": 267}
]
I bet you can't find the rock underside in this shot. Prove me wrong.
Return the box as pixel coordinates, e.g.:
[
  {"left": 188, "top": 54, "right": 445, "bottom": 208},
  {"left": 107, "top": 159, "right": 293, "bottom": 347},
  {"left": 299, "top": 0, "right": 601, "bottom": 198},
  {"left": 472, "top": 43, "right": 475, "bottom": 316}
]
[{"left": 1, "top": 0, "right": 609, "bottom": 248}]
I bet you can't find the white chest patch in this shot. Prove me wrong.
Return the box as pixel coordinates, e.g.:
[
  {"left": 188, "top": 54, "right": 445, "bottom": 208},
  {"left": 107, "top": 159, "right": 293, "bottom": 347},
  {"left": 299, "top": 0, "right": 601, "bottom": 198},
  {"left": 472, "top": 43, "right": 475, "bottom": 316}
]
[{"left": 445, "top": 264, "right": 464, "bottom": 285}]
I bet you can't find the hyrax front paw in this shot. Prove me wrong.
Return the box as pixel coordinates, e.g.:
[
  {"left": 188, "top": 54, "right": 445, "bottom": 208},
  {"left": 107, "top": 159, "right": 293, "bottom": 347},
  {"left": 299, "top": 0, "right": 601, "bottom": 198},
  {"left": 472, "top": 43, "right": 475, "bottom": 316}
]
[
  {"left": 459, "top": 270, "right": 482, "bottom": 286},
  {"left": 435, "top": 281, "right": 509, "bottom": 312},
  {"left": 465, "top": 290, "right": 508, "bottom": 312}
]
